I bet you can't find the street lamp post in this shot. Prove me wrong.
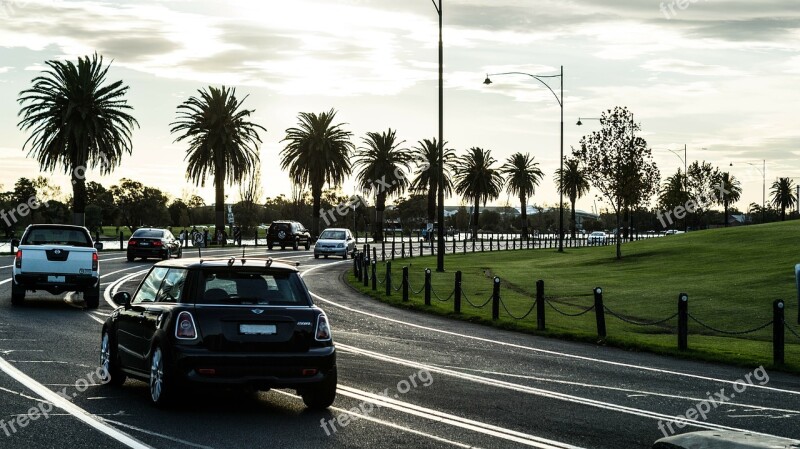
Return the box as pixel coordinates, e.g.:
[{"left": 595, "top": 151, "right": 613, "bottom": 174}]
[
  {"left": 432, "top": 0, "right": 446, "bottom": 272},
  {"left": 730, "top": 159, "right": 766, "bottom": 224},
  {"left": 484, "top": 67, "right": 564, "bottom": 252}
]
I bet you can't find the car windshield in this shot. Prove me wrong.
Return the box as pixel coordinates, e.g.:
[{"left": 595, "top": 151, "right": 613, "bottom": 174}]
[
  {"left": 319, "top": 230, "right": 345, "bottom": 240},
  {"left": 22, "top": 227, "right": 92, "bottom": 247},
  {"left": 197, "top": 269, "right": 310, "bottom": 306},
  {"left": 132, "top": 229, "right": 165, "bottom": 238}
]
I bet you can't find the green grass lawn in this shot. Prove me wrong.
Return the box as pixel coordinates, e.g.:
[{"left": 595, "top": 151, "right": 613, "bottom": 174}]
[{"left": 347, "top": 220, "right": 800, "bottom": 372}]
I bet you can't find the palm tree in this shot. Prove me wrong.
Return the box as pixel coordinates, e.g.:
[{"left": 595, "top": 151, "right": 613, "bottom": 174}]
[
  {"left": 554, "top": 157, "right": 589, "bottom": 239},
  {"left": 716, "top": 171, "right": 742, "bottom": 227},
  {"left": 657, "top": 168, "right": 689, "bottom": 230},
  {"left": 17, "top": 53, "right": 138, "bottom": 226},
  {"left": 409, "top": 138, "right": 456, "bottom": 224},
  {"left": 171, "top": 86, "right": 265, "bottom": 235},
  {"left": 280, "top": 109, "right": 354, "bottom": 238},
  {"left": 770, "top": 177, "right": 796, "bottom": 221},
  {"left": 354, "top": 129, "right": 412, "bottom": 242},
  {"left": 454, "top": 147, "right": 504, "bottom": 238},
  {"left": 501, "top": 153, "right": 543, "bottom": 239}
]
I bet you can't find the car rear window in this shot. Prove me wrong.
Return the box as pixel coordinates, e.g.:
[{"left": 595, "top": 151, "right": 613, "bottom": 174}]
[
  {"left": 22, "top": 227, "right": 92, "bottom": 247},
  {"left": 132, "top": 229, "right": 165, "bottom": 238},
  {"left": 197, "top": 270, "right": 310, "bottom": 306}
]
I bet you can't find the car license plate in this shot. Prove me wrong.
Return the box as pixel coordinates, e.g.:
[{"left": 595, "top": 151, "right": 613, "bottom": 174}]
[
  {"left": 239, "top": 324, "right": 277, "bottom": 335},
  {"left": 140, "top": 242, "right": 149, "bottom": 246},
  {"left": 47, "top": 276, "right": 65, "bottom": 283},
  {"left": 79, "top": 268, "right": 92, "bottom": 275}
]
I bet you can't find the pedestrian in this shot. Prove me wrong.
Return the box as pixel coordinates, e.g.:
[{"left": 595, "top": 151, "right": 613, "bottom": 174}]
[{"left": 203, "top": 228, "right": 209, "bottom": 248}]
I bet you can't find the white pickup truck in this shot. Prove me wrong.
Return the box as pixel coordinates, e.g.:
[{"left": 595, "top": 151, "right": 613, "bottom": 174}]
[{"left": 11, "top": 224, "right": 102, "bottom": 309}]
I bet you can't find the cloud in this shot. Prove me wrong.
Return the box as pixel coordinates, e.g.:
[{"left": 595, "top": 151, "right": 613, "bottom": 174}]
[{"left": 641, "top": 59, "right": 745, "bottom": 77}]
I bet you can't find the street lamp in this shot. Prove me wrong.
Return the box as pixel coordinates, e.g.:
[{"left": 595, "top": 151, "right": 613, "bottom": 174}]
[
  {"left": 432, "top": 0, "right": 446, "bottom": 272},
  {"left": 730, "top": 159, "right": 766, "bottom": 224},
  {"left": 653, "top": 145, "right": 688, "bottom": 230},
  {"left": 484, "top": 67, "right": 564, "bottom": 252}
]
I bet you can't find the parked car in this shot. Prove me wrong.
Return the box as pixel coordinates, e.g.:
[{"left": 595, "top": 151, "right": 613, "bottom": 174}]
[
  {"left": 100, "top": 257, "right": 337, "bottom": 409},
  {"left": 127, "top": 228, "right": 182, "bottom": 262},
  {"left": 663, "top": 229, "right": 684, "bottom": 236},
  {"left": 314, "top": 228, "right": 356, "bottom": 259},
  {"left": 10, "top": 224, "right": 102, "bottom": 308},
  {"left": 587, "top": 231, "right": 608, "bottom": 245},
  {"left": 267, "top": 221, "right": 311, "bottom": 250}
]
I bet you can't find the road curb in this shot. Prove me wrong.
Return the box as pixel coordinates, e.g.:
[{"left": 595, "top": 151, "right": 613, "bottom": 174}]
[{"left": 653, "top": 431, "right": 800, "bottom": 448}]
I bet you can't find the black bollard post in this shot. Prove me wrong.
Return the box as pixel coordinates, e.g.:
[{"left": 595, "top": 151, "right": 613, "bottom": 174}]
[
  {"left": 391, "top": 240, "right": 395, "bottom": 260},
  {"left": 774, "top": 300, "right": 785, "bottom": 365},
  {"left": 119, "top": 231, "right": 124, "bottom": 250},
  {"left": 385, "top": 262, "right": 392, "bottom": 296},
  {"left": 678, "top": 293, "right": 688, "bottom": 351},
  {"left": 363, "top": 255, "right": 369, "bottom": 287},
  {"left": 454, "top": 271, "right": 462, "bottom": 314},
  {"left": 536, "top": 280, "right": 545, "bottom": 330},
  {"left": 594, "top": 287, "right": 607, "bottom": 338},
  {"left": 492, "top": 277, "right": 501, "bottom": 320},
  {"left": 371, "top": 260, "right": 377, "bottom": 291},
  {"left": 381, "top": 240, "right": 386, "bottom": 261},
  {"left": 402, "top": 266, "right": 409, "bottom": 302},
  {"left": 424, "top": 268, "right": 432, "bottom": 306}
]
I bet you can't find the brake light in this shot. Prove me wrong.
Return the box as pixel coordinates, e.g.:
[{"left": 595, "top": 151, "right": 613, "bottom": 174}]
[
  {"left": 15, "top": 250, "right": 22, "bottom": 269},
  {"left": 315, "top": 314, "right": 332, "bottom": 341},
  {"left": 127, "top": 239, "right": 136, "bottom": 246},
  {"left": 153, "top": 241, "right": 163, "bottom": 247},
  {"left": 92, "top": 252, "right": 98, "bottom": 271},
  {"left": 175, "top": 311, "right": 198, "bottom": 340}
]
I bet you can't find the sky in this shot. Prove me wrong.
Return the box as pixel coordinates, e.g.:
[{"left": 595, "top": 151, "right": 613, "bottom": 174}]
[{"left": 1, "top": 0, "right": 799, "bottom": 215}]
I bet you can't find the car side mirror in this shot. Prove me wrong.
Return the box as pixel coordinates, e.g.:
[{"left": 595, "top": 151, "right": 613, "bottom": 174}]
[
  {"left": 113, "top": 292, "right": 132, "bottom": 309},
  {"left": 94, "top": 242, "right": 104, "bottom": 251},
  {"left": 11, "top": 239, "right": 20, "bottom": 248}
]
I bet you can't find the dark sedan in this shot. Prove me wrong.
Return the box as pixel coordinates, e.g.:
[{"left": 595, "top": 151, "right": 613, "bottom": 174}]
[
  {"left": 127, "top": 228, "right": 182, "bottom": 262},
  {"left": 100, "top": 257, "right": 337, "bottom": 409}
]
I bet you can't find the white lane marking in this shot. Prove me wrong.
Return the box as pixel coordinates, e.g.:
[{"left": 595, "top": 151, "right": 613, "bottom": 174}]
[
  {"left": 336, "top": 386, "right": 582, "bottom": 449},
  {"left": 87, "top": 314, "right": 105, "bottom": 325},
  {"left": 104, "top": 270, "right": 149, "bottom": 308},
  {"left": 438, "top": 365, "right": 800, "bottom": 415},
  {"left": 1, "top": 264, "right": 11, "bottom": 269},
  {"left": 0, "top": 386, "right": 51, "bottom": 402},
  {"left": 0, "top": 356, "right": 154, "bottom": 449},
  {"left": 104, "top": 419, "right": 216, "bottom": 449},
  {"left": 336, "top": 343, "right": 782, "bottom": 438},
  {"left": 0, "top": 278, "right": 10, "bottom": 286},
  {"left": 271, "top": 390, "right": 480, "bottom": 449},
  {"left": 298, "top": 264, "right": 800, "bottom": 396}
]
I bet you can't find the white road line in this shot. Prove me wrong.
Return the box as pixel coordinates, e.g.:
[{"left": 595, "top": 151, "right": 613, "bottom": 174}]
[
  {"left": 1, "top": 264, "right": 11, "bottom": 269},
  {"left": 271, "top": 390, "right": 480, "bottom": 448},
  {"left": 336, "top": 343, "right": 781, "bottom": 438},
  {"left": 0, "top": 356, "right": 154, "bottom": 449},
  {"left": 104, "top": 419, "right": 216, "bottom": 449},
  {"left": 298, "top": 267, "right": 800, "bottom": 396}
]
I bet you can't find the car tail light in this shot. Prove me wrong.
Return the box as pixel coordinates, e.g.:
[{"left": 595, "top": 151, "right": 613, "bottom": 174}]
[
  {"left": 315, "top": 314, "right": 332, "bottom": 341},
  {"left": 15, "top": 250, "right": 22, "bottom": 269},
  {"left": 153, "top": 241, "right": 163, "bottom": 247},
  {"left": 127, "top": 239, "right": 136, "bottom": 246},
  {"left": 92, "top": 252, "right": 98, "bottom": 271},
  {"left": 175, "top": 311, "right": 198, "bottom": 340}
]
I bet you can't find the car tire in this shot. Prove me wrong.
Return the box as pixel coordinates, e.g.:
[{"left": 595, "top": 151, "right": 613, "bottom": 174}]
[
  {"left": 304, "top": 241, "right": 310, "bottom": 250},
  {"left": 127, "top": 254, "right": 134, "bottom": 262},
  {"left": 84, "top": 282, "right": 100, "bottom": 309},
  {"left": 314, "top": 254, "right": 319, "bottom": 259},
  {"left": 149, "top": 345, "right": 176, "bottom": 408},
  {"left": 100, "top": 330, "right": 126, "bottom": 387},
  {"left": 324, "top": 255, "right": 328, "bottom": 259},
  {"left": 293, "top": 240, "right": 299, "bottom": 251},
  {"left": 176, "top": 248, "right": 182, "bottom": 259},
  {"left": 301, "top": 367, "right": 337, "bottom": 410},
  {"left": 11, "top": 280, "right": 25, "bottom": 306},
  {"left": 161, "top": 250, "right": 169, "bottom": 261},
  {"left": 281, "top": 245, "right": 286, "bottom": 250},
  {"left": 268, "top": 245, "right": 273, "bottom": 250}
]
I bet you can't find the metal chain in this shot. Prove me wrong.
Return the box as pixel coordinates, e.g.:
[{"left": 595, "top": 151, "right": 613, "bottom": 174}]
[
  {"left": 462, "top": 291, "right": 493, "bottom": 309},
  {"left": 431, "top": 287, "right": 455, "bottom": 302},
  {"left": 545, "top": 299, "right": 595, "bottom": 317},
  {"left": 688, "top": 314, "right": 773, "bottom": 335},
  {"left": 785, "top": 322, "right": 800, "bottom": 341},
  {"left": 410, "top": 283, "right": 425, "bottom": 295},
  {"left": 604, "top": 307, "right": 678, "bottom": 326},
  {"left": 392, "top": 283, "right": 403, "bottom": 292},
  {"left": 500, "top": 299, "right": 538, "bottom": 320}
]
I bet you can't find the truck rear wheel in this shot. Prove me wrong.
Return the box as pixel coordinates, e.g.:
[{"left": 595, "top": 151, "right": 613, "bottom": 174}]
[
  {"left": 11, "top": 281, "right": 24, "bottom": 306},
  {"left": 85, "top": 282, "right": 100, "bottom": 309}
]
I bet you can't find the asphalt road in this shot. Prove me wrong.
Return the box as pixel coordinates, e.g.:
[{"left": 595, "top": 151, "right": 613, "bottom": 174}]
[{"left": 0, "top": 246, "right": 798, "bottom": 449}]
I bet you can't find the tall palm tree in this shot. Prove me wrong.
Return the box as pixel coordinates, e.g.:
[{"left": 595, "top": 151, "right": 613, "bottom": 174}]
[
  {"left": 280, "top": 109, "right": 354, "bottom": 238},
  {"left": 554, "top": 157, "right": 590, "bottom": 238},
  {"left": 17, "top": 53, "right": 138, "bottom": 226},
  {"left": 716, "top": 171, "right": 742, "bottom": 227},
  {"left": 354, "top": 129, "right": 412, "bottom": 242},
  {"left": 409, "top": 138, "right": 456, "bottom": 224},
  {"left": 454, "top": 147, "right": 504, "bottom": 238},
  {"left": 501, "top": 153, "right": 543, "bottom": 239},
  {"left": 770, "top": 177, "right": 796, "bottom": 221},
  {"left": 171, "top": 86, "right": 265, "bottom": 235}
]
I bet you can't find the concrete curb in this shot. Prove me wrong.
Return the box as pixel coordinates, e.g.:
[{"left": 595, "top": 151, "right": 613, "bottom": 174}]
[{"left": 654, "top": 431, "right": 800, "bottom": 449}]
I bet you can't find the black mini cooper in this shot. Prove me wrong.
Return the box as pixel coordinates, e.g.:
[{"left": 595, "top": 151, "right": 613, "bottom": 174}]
[{"left": 100, "top": 257, "right": 336, "bottom": 409}]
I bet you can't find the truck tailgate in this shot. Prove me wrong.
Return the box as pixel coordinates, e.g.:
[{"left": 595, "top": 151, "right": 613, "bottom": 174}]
[{"left": 18, "top": 245, "right": 96, "bottom": 275}]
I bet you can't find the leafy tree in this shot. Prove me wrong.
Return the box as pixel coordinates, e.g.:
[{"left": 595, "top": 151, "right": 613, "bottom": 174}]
[
  {"left": 354, "top": 129, "right": 411, "bottom": 242},
  {"left": 110, "top": 179, "right": 170, "bottom": 232},
  {"left": 17, "top": 53, "right": 138, "bottom": 226},
  {"left": 715, "top": 171, "right": 742, "bottom": 226},
  {"left": 168, "top": 200, "right": 190, "bottom": 227},
  {"left": 393, "top": 194, "right": 428, "bottom": 234},
  {"left": 454, "top": 147, "right": 504, "bottom": 238},
  {"left": 685, "top": 161, "right": 721, "bottom": 228},
  {"left": 280, "top": 109, "right": 354, "bottom": 238},
  {"left": 573, "top": 107, "right": 659, "bottom": 259},
  {"left": 657, "top": 168, "right": 689, "bottom": 230},
  {"left": 171, "top": 86, "right": 265, "bottom": 235},
  {"left": 86, "top": 181, "right": 117, "bottom": 226},
  {"left": 409, "top": 138, "right": 455, "bottom": 223},
  {"left": 555, "top": 157, "right": 590, "bottom": 238},
  {"left": 770, "top": 177, "right": 797, "bottom": 221}
]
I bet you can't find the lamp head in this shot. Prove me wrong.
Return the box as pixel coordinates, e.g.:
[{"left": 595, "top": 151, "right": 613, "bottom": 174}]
[
  {"left": 576, "top": 119, "right": 583, "bottom": 126},
  {"left": 483, "top": 75, "right": 492, "bottom": 85}
]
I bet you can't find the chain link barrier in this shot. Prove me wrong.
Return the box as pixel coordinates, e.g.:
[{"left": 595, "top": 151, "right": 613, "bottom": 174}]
[
  {"left": 785, "top": 322, "right": 800, "bottom": 341},
  {"left": 462, "top": 291, "right": 493, "bottom": 309},
  {"left": 500, "top": 298, "right": 538, "bottom": 320},
  {"left": 431, "top": 287, "right": 455, "bottom": 302},
  {"left": 545, "top": 299, "right": 595, "bottom": 317},
  {"left": 603, "top": 307, "right": 678, "bottom": 326},
  {"left": 688, "top": 314, "right": 773, "bottom": 335}
]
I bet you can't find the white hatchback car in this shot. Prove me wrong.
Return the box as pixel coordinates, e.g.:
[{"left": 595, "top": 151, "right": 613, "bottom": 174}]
[
  {"left": 314, "top": 228, "right": 356, "bottom": 259},
  {"left": 587, "top": 231, "right": 608, "bottom": 245}
]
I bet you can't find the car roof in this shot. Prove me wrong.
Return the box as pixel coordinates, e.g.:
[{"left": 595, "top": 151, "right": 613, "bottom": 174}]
[
  {"left": 26, "top": 224, "right": 88, "bottom": 231},
  {"left": 152, "top": 257, "right": 299, "bottom": 272},
  {"left": 134, "top": 227, "right": 168, "bottom": 231},
  {"left": 321, "top": 228, "right": 349, "bottom": 232}
]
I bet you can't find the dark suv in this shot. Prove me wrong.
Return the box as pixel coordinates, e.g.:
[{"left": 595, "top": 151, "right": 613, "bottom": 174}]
[{"left": 267, "top": 221, "right": 311, "bottom": 250}]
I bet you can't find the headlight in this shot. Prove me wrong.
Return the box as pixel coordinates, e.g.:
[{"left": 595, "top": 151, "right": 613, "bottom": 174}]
[{"left": 336, "top": 242, "right": 344, "bottom": 248}]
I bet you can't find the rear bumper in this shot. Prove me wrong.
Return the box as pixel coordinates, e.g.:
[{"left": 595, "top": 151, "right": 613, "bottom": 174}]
[
  {"left": 13, "top": 273, "right": 98, "bottom": 292},
  {"left": 172, "top": 345, "right": 336, "bottom": 389},
  {"left": 128, "top": 248, "right": 168, "bottom": 258}
]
